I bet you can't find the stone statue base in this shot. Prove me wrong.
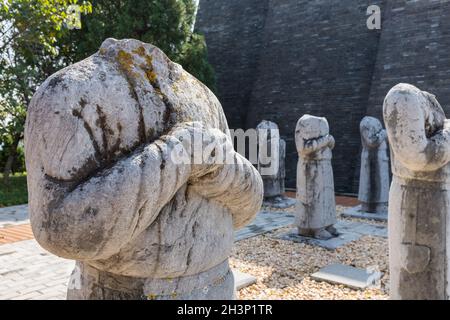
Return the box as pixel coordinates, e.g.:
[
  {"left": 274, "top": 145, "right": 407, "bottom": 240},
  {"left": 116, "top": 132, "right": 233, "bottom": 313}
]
[
  {"left": 360, "top": 202, "right": 388, "bottom": 214},
  {"left": 341, "top": 204, "right": 388, "bottom": 221},
  {"left": 297, "top": 225, "right": 339, "bottom": 240},
  {"left": 67, "top": 260, "right": 235, "bottom": 300},
  {"left": 263, "top": 195, "right": 296, "bottom": 209}
]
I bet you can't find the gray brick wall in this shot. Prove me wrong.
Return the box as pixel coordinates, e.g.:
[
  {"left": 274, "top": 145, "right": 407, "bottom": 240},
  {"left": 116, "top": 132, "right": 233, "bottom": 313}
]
[
  {"left": 196, "top": 0, "right": 449, "bottom": 194},
  {"left": 367, "top": 0, "right": 450, "bottom": 119},
  {"left": 195, "top": 0, "right": 270, "bottom": 129}
]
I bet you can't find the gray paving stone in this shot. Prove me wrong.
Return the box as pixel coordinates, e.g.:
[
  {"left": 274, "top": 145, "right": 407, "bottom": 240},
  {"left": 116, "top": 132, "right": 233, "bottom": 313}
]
[
  {"left": 277, "top": 220, "right": 387, "bottom": 250},
  {"left": 232, "top": 270, "right": 257, "bottom": 290},
  {"left": 235, "top": 211, "right": 295, "bottom": 241},
  {"left": 0, "top": 240, "right": 72, "bottom": 300},
  {"left": 341, "top": 205, "right": 388, "bottom": 221},
  {"left": 311, "top": 263, "right": 383, "bottom": 290}
]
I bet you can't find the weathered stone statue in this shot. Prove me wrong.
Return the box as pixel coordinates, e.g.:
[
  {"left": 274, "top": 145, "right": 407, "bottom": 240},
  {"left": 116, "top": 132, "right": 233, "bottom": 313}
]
[
  {"left": 295, "top": 115, "right": 338, "bottom": 240},
  {"left": 24, "top": 38, "right": 263, "bottom": 300},
  {"left": 384, "top": 83, "right": 450, "bottom": 300},
  {"left": 358, "top": 116, "right": 390, "bottom": 214},
  {"left": 256, "top": 120, "right": 294, "bottom": 208}
]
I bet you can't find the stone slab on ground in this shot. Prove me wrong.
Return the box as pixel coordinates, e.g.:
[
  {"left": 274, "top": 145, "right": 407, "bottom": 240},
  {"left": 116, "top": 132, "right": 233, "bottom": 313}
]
[
  {"left": 278, "top": 220, "right": 387, "bottom": 250},
  {"left": 311, "top": 263, "right": 383, "bottom": 290},
  {"left": 235, "top": 211, "right": 295, "bottom": 241},
  {"left": 341, "top": 205, "right": 388, "bottom": 221},
  {"left": 232, "top": 270, "right": 257, "bottom": 290},
  {"left": 0, "top": 204, "right": 29, "bottom": 228}
]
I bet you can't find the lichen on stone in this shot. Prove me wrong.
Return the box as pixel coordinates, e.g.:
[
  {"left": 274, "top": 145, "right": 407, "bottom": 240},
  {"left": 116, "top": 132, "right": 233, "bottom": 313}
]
[
  {"left": 117, "top": 49, "right": 139, "bottom": 80},
  {"left": 133, "top": 46, "right": 147, "bottom": 57}
]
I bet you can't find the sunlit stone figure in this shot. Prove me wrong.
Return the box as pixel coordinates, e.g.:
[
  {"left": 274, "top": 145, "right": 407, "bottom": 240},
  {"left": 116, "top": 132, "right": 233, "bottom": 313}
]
[
  {"left": 384, "top": 83, "right": 450, "bottom": 300},
  {"left": 295, "top": 115, "right": 338, "bottom": 240},
  {"left": 358, "top": 116, "right": 390, "bottom": 214},
  {"left": 25, "top": 38, "right": 263, "bottom": 300}
]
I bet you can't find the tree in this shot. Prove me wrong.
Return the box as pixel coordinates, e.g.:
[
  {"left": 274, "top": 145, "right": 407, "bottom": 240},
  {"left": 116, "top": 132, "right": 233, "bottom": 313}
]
[
  {"left": 0, "top": 0, "right": 216, "bottom": 184},
  {"left": 62, "top": 0, "right": 216, "bottom": 91},
  {"left": 0, "top": 0, "right": 91, "bottom": 183}
]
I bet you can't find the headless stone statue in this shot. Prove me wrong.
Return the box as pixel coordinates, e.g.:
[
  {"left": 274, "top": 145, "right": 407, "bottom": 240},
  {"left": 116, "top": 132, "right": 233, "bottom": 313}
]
[
  {"left": 256, "top": 120, "right": 294, "bottom": 208},
  {"left": 257, "top": 120, "right": 282, "bottom": 197},
  {"left": 295, "top": 115, "right": 338, "bottom": 240},
  {"left": 384, "top": 83, "right": 450, "bottom": 300},
  {"left": 24, "top": 38, "right": 263, "bottom": 300},
  {"left": 358, "top": 116, "right": 390, "bottom": 214}
]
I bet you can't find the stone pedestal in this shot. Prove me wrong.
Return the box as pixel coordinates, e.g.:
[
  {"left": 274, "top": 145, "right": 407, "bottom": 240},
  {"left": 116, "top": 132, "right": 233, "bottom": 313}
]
[
  {"left": 25, "top": 38, "right": 263, "bottom": 300},
  {"left": 384, "top": 83, "right": 450, "bottom": 300},
  {"left": 67, "top": 260, "right": 234, "bottom": 300}
]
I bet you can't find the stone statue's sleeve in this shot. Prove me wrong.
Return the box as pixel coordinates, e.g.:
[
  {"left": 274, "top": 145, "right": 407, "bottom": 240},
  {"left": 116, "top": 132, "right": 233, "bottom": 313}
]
[
  {"left": 28, "top": 130, "right": 195, "bottom": 261},
  {"left": 362, "top": 129, "right": 386, "bottom": 148},
  {"left": 384, "top": 88, "right": 450, "bottom": 172},
  {"left": 298, "top": 135, "right": 333, "bottom": 156},
  {"left": 189, "top": 152, "right": 263, "bottom": 229}
]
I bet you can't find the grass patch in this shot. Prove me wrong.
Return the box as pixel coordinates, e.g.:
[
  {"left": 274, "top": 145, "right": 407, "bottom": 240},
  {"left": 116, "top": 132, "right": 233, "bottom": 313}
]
[{"left": 0, "top": 172, "right": 28, "bottom": 207}]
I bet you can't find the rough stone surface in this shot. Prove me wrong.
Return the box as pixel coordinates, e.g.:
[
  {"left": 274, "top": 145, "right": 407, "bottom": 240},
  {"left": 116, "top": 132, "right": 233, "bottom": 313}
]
[
  {"left": 311, "top": 264, "right": 383, "bottom": 290},
  {"left": 279, "top": 220, "right": 387, "bottom": 250},
  {"left": 383, "top": 83, "right": 450, "bottom": 300},
  {"left": 295, "top": 115, "right": 337, "bottom": 240},
  {"left": 24, "top": 38, "right": 263, "bottom": 300},
  {"left": 358, "top": 117, "right": 389, "bottom": 214}
]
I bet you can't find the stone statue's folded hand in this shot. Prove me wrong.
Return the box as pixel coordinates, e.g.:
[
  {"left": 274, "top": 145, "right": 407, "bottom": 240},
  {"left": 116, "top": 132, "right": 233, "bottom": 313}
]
[
  {"left": 176, "top": 125, "right": 263, "bottom": 229},
  {"left": 327, "top": 135, "right": 335, "bottom": 149},
  {"left": 167, "top": 121, "right": 234, "bottom": 180},
  {"left": 165, "top": 121, "right": 263, "bottom": 229},
  {"left": 444, "top": 119, "right": 450, "bottom": 132}
]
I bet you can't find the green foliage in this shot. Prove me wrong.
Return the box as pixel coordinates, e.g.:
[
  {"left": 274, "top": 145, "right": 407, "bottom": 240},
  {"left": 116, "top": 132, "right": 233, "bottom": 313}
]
[
  {"left": 0, "top": 172, "right": 28, "bottom": 207},
  {"left": 0, "top": 1, "right": 92, "bottom": 98},
  {"left": 0, "top": 0, "right": 92, "bottom": 180},
  {"left": 179, "top": 33, "right": 217, "bottom": 93},
  {"left": 63, "top": 0, "right": 216, "bottom": 91},
  {"left": 0, "top": 141, "right": 26, "bottom": 174},
  {"left": 0, "top": 0, "right": 216, "bottom": 189}
]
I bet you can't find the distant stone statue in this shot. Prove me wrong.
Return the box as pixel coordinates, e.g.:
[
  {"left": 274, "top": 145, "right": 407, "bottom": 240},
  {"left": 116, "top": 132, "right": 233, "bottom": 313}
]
[
  {"left": 295, "top": 115, "right": 338, "bottom": 240},
  {"left": 358, "top": 116, "right": 390, "bottom": 214},
  {"left": 256, "top": 120, "right": 294, "bottom": 208},
  {"left": 25, "top": 38, "right": 263, "bottom": 300},
  {"left": 384, "top": 83, "right": 450, "bottom": 300}
]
